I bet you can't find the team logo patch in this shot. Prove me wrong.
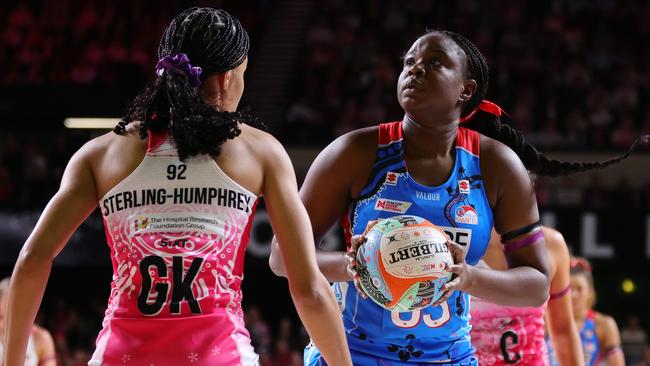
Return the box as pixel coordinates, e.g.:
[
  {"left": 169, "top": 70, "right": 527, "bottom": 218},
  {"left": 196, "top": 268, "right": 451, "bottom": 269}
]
[
  {"left": 458, "top": 180, "right": 470, "bottom": 194},
  {"left": 455, "top": 205, "right": 478, "bottom": 225},
  {"left": 374, "top": 198, "right": 412, "bottom": 214},
  {"left": 384, "top": 172, "right": 400, "bottom": 186}
]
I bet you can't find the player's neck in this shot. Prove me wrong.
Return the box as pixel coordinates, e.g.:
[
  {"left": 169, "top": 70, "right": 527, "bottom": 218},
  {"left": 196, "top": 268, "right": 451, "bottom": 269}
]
[
  {"left": 573, "top": 307, "right": 589, "bottom": 323},
  {"left": 402, "top": 114, "right": 458, "bottom": 157}
]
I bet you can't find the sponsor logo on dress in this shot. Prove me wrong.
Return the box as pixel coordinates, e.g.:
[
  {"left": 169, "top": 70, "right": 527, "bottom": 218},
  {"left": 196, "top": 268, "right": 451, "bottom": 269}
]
[
  {"left": 385, "top": 172, "right": 400, "bottom": 186},
  {"left": 374, "top": 198, "right": 412, "bottom": 214},
  {"left": 130, "top": 213, "right": 223, "bottom": 234},
  {"left": 455, "top": 205, "right": 479, "bottom": 225},
  {"left": 458, "top": 180, "right": 470, "bottom": 194}
]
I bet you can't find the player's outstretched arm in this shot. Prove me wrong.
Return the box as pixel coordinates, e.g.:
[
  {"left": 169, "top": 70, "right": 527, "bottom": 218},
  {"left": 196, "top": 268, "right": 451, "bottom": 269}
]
[
  {"left": 3, "top": 145, "right": 98, "bottom": 365},
  {"left": 545, "top": 228, "right": 584, "bottom": 366},
  {"left": 456, "top": 138, "right": 551, "bottom": 307},
  {"left": 262, "top": 137, "right": 352, "bottom": 366}
]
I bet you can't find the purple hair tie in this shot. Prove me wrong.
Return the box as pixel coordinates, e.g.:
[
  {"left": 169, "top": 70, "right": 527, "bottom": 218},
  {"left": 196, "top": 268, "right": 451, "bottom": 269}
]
[{"left": 156, "top": 53, "right": 202, "bottom": 87}]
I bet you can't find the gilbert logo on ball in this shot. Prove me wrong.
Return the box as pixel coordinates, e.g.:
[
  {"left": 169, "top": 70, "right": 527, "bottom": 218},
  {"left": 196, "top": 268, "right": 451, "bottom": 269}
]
[{"left": 356, "top": 215, "right": 453, "bottom": 312}]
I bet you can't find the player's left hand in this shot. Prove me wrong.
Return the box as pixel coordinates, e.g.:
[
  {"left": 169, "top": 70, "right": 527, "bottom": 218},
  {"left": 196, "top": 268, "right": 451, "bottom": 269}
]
[
  {"left": 345, "top": 234, "right": 368, "bottom": 298},
  {"left": 432, "top": 240, "right": 474, "bottom": 306},
  {"left": 345, "top": 220, "right": 380, "bottom": 299}
]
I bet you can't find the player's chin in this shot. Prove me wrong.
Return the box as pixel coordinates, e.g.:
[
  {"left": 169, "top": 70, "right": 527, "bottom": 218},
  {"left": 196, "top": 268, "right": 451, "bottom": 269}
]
[{"left": 399, "top": 94, "right": 426, "bottom": 110}]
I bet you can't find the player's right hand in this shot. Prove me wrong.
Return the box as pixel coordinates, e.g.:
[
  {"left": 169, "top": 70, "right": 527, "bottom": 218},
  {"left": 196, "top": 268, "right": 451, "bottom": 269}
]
[{"left": 345, "top": 220, "right": 379, "bottom": 299}]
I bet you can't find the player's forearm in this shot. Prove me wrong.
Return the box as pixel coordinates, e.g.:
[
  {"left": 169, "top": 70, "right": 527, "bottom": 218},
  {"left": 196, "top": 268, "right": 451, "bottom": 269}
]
[
  {"left": 270, "top": 239, "right": 350, "bottom": 282},
  {"left": 290, "top": 276, "right": 352, "bottom": 366},
  {"left": 464, "top": 265, "right": 549, "bottom": 307},
  {"left": 314, "top": 250, "right": 350, "bottom": 282},
  {"left": 4, "top": 254, "right": 52, "bottom": 366}
]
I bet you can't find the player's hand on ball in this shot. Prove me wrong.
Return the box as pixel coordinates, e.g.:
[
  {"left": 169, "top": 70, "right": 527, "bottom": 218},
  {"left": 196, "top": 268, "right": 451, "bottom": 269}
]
[
  {"left": 346, "top": 235, "right": 368, "bottom": 298},
  {"left": 432, "top": 240, "right": 473, "bottom": 306},
  {"left": 345, "top": 220, "right": 379, "bottom": 299}
]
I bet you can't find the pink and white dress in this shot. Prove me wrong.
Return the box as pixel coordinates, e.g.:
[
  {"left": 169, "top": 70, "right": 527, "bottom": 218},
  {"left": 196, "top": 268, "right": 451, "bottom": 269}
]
[
  {"left": 470, "top": 296, "right": 549, "bottom": 365},
  {"left": 89, "top": 131, "right": 259, "bottom": 366}
]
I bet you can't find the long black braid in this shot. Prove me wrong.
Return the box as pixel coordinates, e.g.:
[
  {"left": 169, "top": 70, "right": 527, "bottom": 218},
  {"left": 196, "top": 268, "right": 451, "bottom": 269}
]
[
  {"left": 115, "top": 7, "right": 264, "bottom": 161},
  {"left": 429, "top": 30, "right": 648, "bottom": 176}
]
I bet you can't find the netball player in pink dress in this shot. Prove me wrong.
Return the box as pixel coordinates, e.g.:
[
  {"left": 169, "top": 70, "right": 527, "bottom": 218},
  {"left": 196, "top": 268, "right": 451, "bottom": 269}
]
[
  {"left": 470, "top": 227, "right": 583, "bottom": 365},
  {"left": 3, "top": 8, "right": 352, "bottom": 366}
]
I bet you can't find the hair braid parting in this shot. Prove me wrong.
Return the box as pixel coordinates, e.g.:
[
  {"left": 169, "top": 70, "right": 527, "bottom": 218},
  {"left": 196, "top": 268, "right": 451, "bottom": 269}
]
[
  {"left": 115, "top": 7, "right": 264, "bottom": 161},
  {"left": 429, "top": 30, "right": 650, "bottom": 176}
]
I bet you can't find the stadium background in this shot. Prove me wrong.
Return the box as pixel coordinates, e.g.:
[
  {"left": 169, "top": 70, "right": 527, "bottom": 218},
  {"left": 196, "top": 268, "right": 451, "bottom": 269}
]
[{"left": 1, "top": 0, "right": 650, "bottom": 364}]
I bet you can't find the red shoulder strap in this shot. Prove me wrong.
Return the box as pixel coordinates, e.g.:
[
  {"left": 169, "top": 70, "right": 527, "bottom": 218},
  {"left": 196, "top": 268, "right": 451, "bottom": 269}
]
[
  {"left": 147, "top": 129, "right": 168, "bottom": 153},
  {"left": 456, "top": 127, "right": 480, "bottom": 156},
  {"left": 378, "top": 121, "right": 403, "bottom": 145},
  {"left": 587, "top": 309, "right": 597, "bottom": 320}
]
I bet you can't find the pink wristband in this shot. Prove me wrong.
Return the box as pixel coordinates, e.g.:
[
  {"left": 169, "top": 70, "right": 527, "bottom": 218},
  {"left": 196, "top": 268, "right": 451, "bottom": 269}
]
[
  {"left": 549, "top": 284, "right": 571, "bottom": 300},
  {"left": 503, "top": 229, "right": 544, "bottom": 253},
  {"left": 603, "top": 346, "right": 622, "bottom": 357}
]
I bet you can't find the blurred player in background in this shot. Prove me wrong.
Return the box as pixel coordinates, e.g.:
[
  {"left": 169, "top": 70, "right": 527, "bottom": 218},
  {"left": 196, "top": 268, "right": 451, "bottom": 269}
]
[
  {"left": 3, "top": 7, "right": 351, "bottom": 366},
  {"left": 548, "top": 257, "right": 625, "bottom": 366},
  {"left": 471, "top": 227, "right": 583, "bottom": 365},
  {"left": 0, "top": 277, "right": 56, "bottom": 366}
]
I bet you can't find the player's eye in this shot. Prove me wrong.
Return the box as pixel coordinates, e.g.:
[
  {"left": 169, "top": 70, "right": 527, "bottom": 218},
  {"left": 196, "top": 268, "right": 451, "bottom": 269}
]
[{"left": 430, "top": 59, "right": 442, "bottom": 67}]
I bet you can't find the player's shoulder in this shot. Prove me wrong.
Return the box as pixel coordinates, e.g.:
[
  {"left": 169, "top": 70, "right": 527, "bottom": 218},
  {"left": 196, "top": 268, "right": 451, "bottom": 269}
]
[
  {"left": 76, "top": 122, "right": 141, "bottom": 159},
  {"left": 478, "top": 134, "right": 522, "bottom": 169},
  {"left": 542, "top": 227, "right": 568, "bottom": 254},
  {"left": 319, "top": 126, "right": 378, "bottom": 162},
  {"left": 236, "top": 123, "right": 287, "bottom": 160},
  {"left": 478, "top": 133, "right": 530, "bottom": 201},
  {"left": 593, "top": 311, "right": 622, "bottom": 345},
  {"left": 594, "top": 311, "right": 618, "bottom": 330},
  {"left": 542, "top": 226, "right": 564, "bottom": 242}
]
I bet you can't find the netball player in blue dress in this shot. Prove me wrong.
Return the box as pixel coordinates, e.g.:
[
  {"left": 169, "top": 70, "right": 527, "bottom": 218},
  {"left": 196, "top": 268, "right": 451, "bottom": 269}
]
[
  {"left": 547, "top": 257, "right": 625, "bottom": 366},
  {"left": 270, "top": 30, "right": 642, "bottom": 365}
]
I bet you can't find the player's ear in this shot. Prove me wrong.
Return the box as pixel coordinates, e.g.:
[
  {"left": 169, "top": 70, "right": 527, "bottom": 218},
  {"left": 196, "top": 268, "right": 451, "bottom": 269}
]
[{"left": 460, "top": 79, "right": 476, "bottom": 102}]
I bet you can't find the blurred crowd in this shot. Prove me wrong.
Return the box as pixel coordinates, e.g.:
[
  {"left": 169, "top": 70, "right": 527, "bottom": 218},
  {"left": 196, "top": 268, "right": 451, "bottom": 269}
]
[
  {"left": 0, "top": 0, "right": 272, "bottom": 86},
  {"left": 2, "top": 1, "right": 650, "bottom": 148},
  {"left": 534, "top": 174, "right": 650, "bottom": 210},
  {"left": 284, "top": 0, "right": 650, "bottom": 147}
]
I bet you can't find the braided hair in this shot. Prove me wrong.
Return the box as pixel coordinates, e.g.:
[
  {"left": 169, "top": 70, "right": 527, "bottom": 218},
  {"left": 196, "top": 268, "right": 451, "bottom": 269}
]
[
  {"left": 116, "top": 7, "right": 263, "bottom": 161},
  {"left": 430, "top": 30, "right": 648, "bottom": 176}
]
